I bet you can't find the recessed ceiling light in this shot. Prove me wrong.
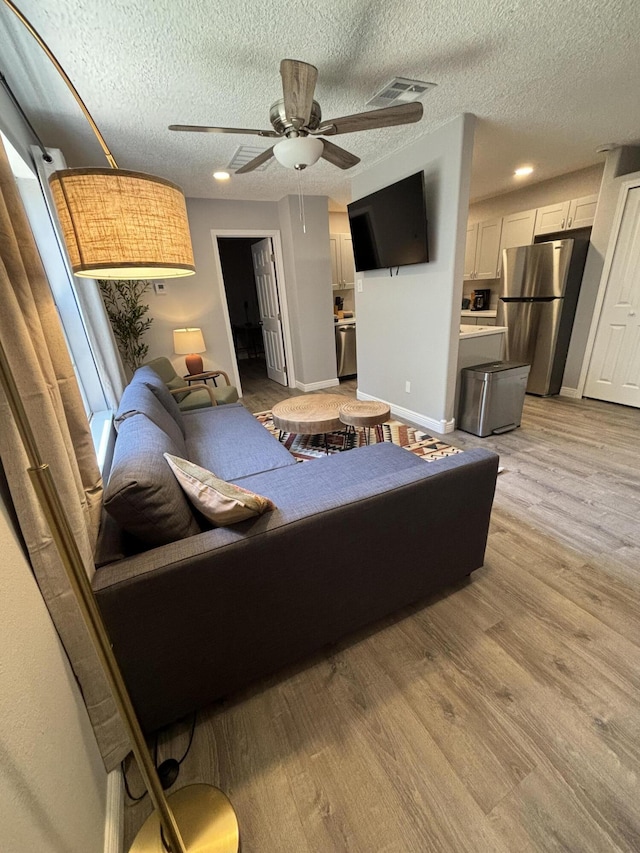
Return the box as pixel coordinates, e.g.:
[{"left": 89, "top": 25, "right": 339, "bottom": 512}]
[
  {"left": 213, "top": 171, "right": 230, "bottom": 181},
  {"left": 514, "top": 166, "right": 534, "bottom": 176}
]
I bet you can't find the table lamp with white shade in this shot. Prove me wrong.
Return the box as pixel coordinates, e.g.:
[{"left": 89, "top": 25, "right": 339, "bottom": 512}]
[{"left": 173, "top": 327, "right": 206, "bottom": 375}]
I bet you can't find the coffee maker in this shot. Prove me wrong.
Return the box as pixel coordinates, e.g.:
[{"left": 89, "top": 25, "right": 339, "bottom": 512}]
[{"left": 471, "top": 288, "right": 491, "bottom": 311}]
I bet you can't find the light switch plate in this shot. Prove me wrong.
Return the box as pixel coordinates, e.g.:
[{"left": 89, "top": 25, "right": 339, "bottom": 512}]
[{"left": 356, "top": 278, "right": 363, "bottom": 292}]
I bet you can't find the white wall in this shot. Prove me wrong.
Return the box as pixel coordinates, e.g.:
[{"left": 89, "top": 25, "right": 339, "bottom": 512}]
[
  {"left": 144, "top": 197, "right": 281, "bottom": 384},
  {"left": 0, "top": 486, "right": 108, "bottom": 853},
  {"left": 144, "top": 194, "right": 336, "bottom": 391},
  {"left": 277, "top": 195, "right": 336, "bottom": 389},
  {"left": 351, "top": 114, "right": 476, "bottom": 432}
]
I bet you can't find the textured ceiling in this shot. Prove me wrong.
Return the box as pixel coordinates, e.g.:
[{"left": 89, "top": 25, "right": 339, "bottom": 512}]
[{"left": 1, "top": 0, "right": 639, "bottom": 206}]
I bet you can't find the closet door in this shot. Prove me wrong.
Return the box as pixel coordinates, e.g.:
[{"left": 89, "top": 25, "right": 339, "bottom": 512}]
[{"left": 584, "top": 185, "right": 640, "bottom": 407}]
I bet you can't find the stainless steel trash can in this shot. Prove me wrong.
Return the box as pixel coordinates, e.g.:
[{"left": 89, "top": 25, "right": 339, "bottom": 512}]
[
  {"left": 459, "top": 361, "right": 530, "bottom": 437},
  {"left": 335, "top": 322, "right": 357, "bottom": 377}
]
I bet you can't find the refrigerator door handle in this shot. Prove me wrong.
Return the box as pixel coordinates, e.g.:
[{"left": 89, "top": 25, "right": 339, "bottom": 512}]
[{"left": 501, "top": 296, "right": 557, "bottom": 303}]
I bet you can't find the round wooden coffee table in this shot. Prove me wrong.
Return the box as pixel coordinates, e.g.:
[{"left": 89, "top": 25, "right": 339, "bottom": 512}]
[
  {"left": 339, "top": 400, "right": 391, "bottom": 445},
  {"left": 272, "top": 394, "right": 346, "bottom": 453}
]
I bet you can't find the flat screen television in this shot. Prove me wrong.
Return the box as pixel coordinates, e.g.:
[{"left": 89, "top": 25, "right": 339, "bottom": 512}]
[{"left": 347, "top": 172, "right": 429, "bottom": 272}]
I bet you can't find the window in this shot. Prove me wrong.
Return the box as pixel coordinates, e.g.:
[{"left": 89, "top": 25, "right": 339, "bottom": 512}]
[{"left": 2, "top": 132, "right": 111, "bottom": 461}]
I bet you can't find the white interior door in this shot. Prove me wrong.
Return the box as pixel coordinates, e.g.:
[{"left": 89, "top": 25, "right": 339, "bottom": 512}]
[
  {"left": 584, "top": 186, "right": 640, "bottom": 407},
  {"left": 251, "top": 237, "right": 287, "bottom": 386}
]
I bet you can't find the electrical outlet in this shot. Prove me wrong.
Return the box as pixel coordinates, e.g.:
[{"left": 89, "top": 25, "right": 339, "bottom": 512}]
[
  {"left": 405, "top": 381, "right": 411, "bottom": 393},
  {"left": 356, "top": 278, "right": 363, "bottom": 292},
  {"left": 154, "top": 282, "right": 167, "bottom": 295}
]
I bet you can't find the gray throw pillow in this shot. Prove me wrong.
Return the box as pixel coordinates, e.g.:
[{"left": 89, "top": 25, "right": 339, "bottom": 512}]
[
  {"left": 104, "top": 414, "right": 200, "bottom": 545},
  {"left": 133, "top": 365, "right": 186, "bottom": 436}
]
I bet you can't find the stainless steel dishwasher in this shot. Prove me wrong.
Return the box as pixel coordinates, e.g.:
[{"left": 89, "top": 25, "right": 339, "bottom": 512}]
[{"left": 335, "top": 321, "right": 357, "bottom": 377}]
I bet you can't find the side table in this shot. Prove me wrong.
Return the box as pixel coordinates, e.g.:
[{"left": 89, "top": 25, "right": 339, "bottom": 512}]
[
  {"left": 339, "top": 400, "right": 391, "bottom": 445},
  {"left": 183, "top": 370, "right": 231, "bottom": 387}
]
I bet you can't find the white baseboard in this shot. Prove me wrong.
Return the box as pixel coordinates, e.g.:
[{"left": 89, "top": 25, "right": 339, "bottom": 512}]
[
  {"left": 295, "top": 377, "right": 340, "bottom": 392},
  {"left": 560, "top": 386, "right": 581, "bottom": 398},
  {"left": 357, "top": 390, "right": 455, "bottom": 435},
  {"left": 104, "top": 768, "right": 124, "bottom": 853}
]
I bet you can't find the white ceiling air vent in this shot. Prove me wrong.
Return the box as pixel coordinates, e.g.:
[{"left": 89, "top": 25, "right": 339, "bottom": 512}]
[
  {"left": 228, "top": 145, "right": 273, "bottom": 172},
  {"left": 366, "top": 77, "right": 437, "bottom": 110}
]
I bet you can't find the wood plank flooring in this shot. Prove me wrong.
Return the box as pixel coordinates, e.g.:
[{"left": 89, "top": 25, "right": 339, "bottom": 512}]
[{"left": 124, "top": 377, "right": 640, "bottom": 852}]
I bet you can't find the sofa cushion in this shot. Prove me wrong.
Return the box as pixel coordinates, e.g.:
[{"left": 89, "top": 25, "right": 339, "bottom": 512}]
[
  {"left": 104, "top": 413, "right": 201, "bottom": 545},
  {"left": 233, "top": 442, "right": 428, "bottom": 511},
  {"left": 164, "top": 454, "right": 275, "bottom": 525},
  {"left": 114, "top": 378, "right": 184, "bottom": 446},
  {"left": 133, "top": 365, "right": 186, "bottom": 437},
  {"left": 184, "top": 404, "right": 297, "bottom": 480}
]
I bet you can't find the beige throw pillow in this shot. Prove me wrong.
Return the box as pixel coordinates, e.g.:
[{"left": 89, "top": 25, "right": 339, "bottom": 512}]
[{"left": 164, "top": 454, "right": 275, "bottom": 525}]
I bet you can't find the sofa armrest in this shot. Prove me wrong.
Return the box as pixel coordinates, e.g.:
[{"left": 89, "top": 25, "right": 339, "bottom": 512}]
[{"left": 169, "top": 383, "right": 218, "bottom": 405}]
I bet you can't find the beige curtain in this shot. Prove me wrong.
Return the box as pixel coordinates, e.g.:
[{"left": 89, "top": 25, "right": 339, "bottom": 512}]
[
  {"left": 32, "top": 147, "right": 127, "bottom": 408},
  {"left": 0, "top": 138, "right": 128, "bottom": 769}
]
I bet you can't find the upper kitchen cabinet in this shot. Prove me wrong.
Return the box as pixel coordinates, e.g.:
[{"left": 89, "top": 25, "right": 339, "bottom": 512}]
[
  {"left": 497, "top": 208, "right": 537, "bottom": 276},
  {"left": 534, "top": 194, "right": 598, "bottom": 236},
  {"left": 464, "top": 217, "right": 503, "bottom": 280},
  {"left": 330, "top": 233, "right": 356, "bottom": 289}
]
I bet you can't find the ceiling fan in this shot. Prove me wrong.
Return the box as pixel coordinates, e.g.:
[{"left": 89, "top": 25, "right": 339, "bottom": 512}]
[{"left": 169, "top": 59, "right": 424, "bottom": 174}]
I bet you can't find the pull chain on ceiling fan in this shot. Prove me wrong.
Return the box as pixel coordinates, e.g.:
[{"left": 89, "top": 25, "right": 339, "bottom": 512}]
[{"left": 169, "top": 59, "right": 424, "bottom": 173}]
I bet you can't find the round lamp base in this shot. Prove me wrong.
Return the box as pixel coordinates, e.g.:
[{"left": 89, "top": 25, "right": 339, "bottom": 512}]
[
  {"left": 129, "top": 784, "right": 239, "bottom": 853},
  {"left": 185, "top": 354, "right": 204, "bottom": 375}
]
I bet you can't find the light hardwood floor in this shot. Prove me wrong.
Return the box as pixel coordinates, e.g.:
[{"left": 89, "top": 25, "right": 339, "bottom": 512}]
[{"left": 124, "top": 371, "right": 640, "bottom": 852}]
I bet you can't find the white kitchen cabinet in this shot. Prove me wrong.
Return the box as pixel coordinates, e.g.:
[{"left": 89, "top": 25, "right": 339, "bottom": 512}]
[
  {"left": 330, "top": 233, "right": 355, "bottom": 289},
  {"left": 567, "top": 194, "right": 598, "bottom": 230},
  {"left": 534, "top": 200, "right": 571, "bottom": 236},
  {"left": 498, "top": 208, "right": 537, "bottom": 275},
  {"left": 534, "top": 194, "right": 598, "bottom": 236},
  {"left": 464, "top": 217, "right": 502, "bottom": 280}
]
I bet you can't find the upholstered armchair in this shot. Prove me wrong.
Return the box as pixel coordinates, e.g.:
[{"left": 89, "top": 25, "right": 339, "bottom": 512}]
[{"left": 144, "top": 357, "right": 239, "bottom": 410}]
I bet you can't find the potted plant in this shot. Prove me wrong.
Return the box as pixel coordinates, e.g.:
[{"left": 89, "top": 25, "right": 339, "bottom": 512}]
[{"left": 99, "top": 279, "right": 153, "bottom": 374}]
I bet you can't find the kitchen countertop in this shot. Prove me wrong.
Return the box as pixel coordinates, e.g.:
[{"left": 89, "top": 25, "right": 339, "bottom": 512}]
[
  {"left": 460, "top": 324, "right": 507, "bottom": 338},
  {"left": 334, "top": 316, "right": 356, "bottom": 326},
  {"left": 461, "top": 309, "right": 497, "bottom": 318}
]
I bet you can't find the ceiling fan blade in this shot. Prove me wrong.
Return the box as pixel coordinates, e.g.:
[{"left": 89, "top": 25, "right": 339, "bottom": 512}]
[
  {"left": 169, "top": 124, "right": 279, "bottom": 138},
  {"left": 320, "top": 139, "right": 361, "bottom": 170},
  {"left": 321, "top": 102, "right": 423, "bottom": 136},
  {"left": 280, "top": 59, "right": 318, "bottom": 127},
  {"left": 234, "top": 146, "right": 275, "bottom": 174}
]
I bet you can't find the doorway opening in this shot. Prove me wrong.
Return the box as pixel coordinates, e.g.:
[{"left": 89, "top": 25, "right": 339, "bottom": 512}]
[{"left": 212, "top": 230, "right": 294, "bottom": 398}]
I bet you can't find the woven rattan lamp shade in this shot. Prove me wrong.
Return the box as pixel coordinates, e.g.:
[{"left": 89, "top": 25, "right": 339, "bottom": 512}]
[{"left": 49, "top": 167, "right": 195, "bottom": 279}]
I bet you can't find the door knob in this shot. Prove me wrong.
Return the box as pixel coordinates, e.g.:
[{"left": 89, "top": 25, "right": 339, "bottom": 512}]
[{"left": 629, "top": 311, "right": 637, "bottom": 317}]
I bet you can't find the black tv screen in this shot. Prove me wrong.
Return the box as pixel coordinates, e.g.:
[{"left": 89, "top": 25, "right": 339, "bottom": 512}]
[{"left": 347, "top": 172, "right": 429, "bottom": 271}]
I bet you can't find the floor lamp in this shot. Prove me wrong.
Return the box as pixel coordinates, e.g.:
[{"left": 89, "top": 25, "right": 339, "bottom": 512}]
[{"left": 1, "top": 2, "right": 239, "bottom": 851}]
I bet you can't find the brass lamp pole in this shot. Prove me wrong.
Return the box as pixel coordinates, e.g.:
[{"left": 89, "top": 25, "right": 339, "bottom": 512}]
[{"left": 1, "top": 2, "right": 238, "bottom": 851}]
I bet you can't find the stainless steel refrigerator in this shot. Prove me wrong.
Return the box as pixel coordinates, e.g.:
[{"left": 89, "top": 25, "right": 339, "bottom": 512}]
[{"left": 497, "top": 239, "right": 588, "bottom": 396}]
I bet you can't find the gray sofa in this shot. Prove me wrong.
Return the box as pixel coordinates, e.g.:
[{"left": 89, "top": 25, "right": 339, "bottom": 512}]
[{"left": 94, "top": 365, "right": 499, "bottom": 732}]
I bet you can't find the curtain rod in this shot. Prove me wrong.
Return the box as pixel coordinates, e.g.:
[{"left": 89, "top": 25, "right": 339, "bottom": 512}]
[{"left": 0, "top": 69, "right": 52, "bottom": 163}]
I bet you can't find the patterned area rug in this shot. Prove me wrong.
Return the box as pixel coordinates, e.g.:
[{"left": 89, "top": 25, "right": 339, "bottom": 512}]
[{"left": 254, "top": 410, "right": 463, "bottom": 462}]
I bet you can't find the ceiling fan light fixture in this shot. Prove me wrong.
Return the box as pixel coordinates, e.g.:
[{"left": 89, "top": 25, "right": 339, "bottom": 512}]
[{"left": 273, "top": 136, "right": 324, "bottom": 170}]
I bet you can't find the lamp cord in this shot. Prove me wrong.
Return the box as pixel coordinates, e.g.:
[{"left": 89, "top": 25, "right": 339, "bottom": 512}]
[{"left": 122, "top": 712, "right": 198, "bottom": 801}]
